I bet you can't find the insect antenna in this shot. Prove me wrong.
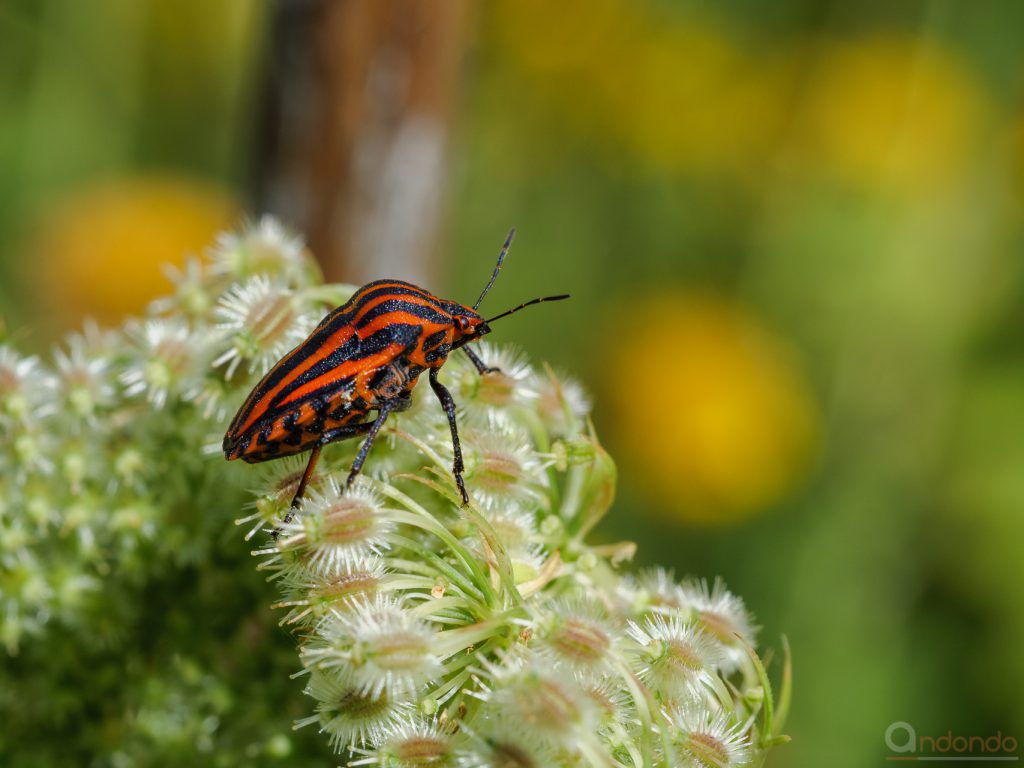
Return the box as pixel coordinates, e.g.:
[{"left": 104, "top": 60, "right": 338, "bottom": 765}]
[
  {"left": 472, "top": 228, "right": 516, "bottom": 310},
  {"left": 486, "top": 294, "right": 571, "bottom": 323}
]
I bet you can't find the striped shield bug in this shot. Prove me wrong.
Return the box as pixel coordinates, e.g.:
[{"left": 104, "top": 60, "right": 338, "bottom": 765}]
[{"left": 222, "top": 229, "right": 568, "bottom": 534}]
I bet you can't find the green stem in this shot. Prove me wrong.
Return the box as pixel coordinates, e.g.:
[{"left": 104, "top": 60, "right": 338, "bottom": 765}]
[
  {"left": 385, "top": 546, "right": 485, "bottom": 608},
  {"left": 434, "top": 617, "right": 509, "bottom": 659},
  {"left": 407, "top": 596, "right": 476, "bottom": 620},
  {"left": 561, "top": 462, "right": 587, "bottom": 535},
  {"left": 376, "top": 480, "right": 498, "bottom": 608}
]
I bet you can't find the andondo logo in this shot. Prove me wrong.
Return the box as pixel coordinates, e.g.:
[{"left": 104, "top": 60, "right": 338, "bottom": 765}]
[{"left": 885, "top": 721, "right": 1019, "bottom": 762}]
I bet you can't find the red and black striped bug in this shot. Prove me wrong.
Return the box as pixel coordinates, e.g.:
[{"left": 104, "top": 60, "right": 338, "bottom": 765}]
[{"left": 222, "top": 229, "right": 568, "bottom": 534}]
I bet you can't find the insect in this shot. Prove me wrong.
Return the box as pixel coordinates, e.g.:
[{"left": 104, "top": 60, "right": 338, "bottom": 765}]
[{"left": 222, "top": 229, "right": 568, "bottom": 534}]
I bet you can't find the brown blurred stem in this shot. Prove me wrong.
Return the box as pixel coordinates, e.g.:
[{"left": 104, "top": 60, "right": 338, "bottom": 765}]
[{"left": 254, "top": 0, "right": 466, "bottom": 285}]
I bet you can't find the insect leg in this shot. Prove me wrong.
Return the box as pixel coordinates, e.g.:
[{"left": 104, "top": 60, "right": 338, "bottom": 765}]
[
  {"left": 429, "top": 367, "right": 470, "bottom": 505},
  {"left": 346, "top": 401, "right": 396, "bottom": 488},
  {"left": 462, "top": 345, "right": 501, "bottom": 375},
  {"left": 292, "top": 444, "right": 322, "bottom": 508},
  {"left": 272, "top": 421, "right": 376, "bottom": 539},
  {"left": 320, "top": 420, "right": 375, "bottom": 445},
  {"left": 272, "top": 444, "right": 323, "bottom": 539}
]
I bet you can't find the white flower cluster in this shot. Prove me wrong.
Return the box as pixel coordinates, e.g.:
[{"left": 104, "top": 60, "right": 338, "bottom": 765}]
[
  {"left": 249, "top": 336, "right": 790, "bottom": 765},
  {"left": 0, "top": 217, "right": 789, "bottom": 765},
  {"left": 0, "top": 216, "right": 321, "bottom": 653}
]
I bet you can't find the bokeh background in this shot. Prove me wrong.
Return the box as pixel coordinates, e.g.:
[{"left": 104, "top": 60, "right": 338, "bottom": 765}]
[{"left": 2, "top": 1, "right": 1023, "bottom": 766}]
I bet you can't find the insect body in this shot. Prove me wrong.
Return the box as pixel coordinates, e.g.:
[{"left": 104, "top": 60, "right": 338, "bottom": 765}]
[{"left": 223, "top": 229, "right": 568, "bottom": 533}]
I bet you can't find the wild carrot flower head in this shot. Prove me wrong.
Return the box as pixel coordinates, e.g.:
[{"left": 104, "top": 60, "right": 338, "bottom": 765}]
[
  {"left": 679, "top": 578, "right": 758, "bottom": 672},
  {"left": 213, "top": 275, "right": 310, "bottom": 380},
  {"left": 665, "top": 705, "right": 753, "bottom": 768},
  {"left": 626, "top": 614, "right": 724, "bottom": 697},
  {"left": 0, "top": 218, "right": 787, "bottom": 766},
  {"left": 632, "top": 567, "right": 691, "bottom": 611},
  {"left": 476, "top": 659, "right": 597, "bottom": 745},
  {"left": 275, "top": 554, "right": 388, "bottom": 627},
  {"left": 532, "top": 597, "right": 618, "bottom": 679},
  {"left": 458, "top": 417, "right": 546, "bottom": 511},
  {"left": 48, "top": 334, "right": 115, "bottom": 425},
  {"left": 349, "top": 718, "right": 457, "bottom": 767},
  {"left": 299, "top": 669, "right": 415, "bottom": 752},
  {"left": 449, "top": 342, "right": 537, "bottom": 415},
  {"left": 209, "top": 215, "right": 312, "bottom": 284},
  {"left": 121, "top": 319, "right": 203, "bottom": 409},
  {"left": 274, "top": 480, "right": 394, "bottom": 575},
  {"left": 151, "top": 257, "right": 213, "bottom": 319},
  {"left": 304, "top": 596, "right": 443, "bottom": 700},
  {"left": 530, "top": 367, "right": 590, "bottom": 438},
  {"left": 455, "top": 736, "right": 559, "bottom": 768},
  {"left": 0, "top": 346, "right": 49, "bottom": 423}
]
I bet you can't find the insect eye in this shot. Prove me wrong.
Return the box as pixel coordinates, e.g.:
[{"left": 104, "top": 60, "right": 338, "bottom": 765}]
[{"left": 456, "top": 316, "right": 472, "bottom": 332}]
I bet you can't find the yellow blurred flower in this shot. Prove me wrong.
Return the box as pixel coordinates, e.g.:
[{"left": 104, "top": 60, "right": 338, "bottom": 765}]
[
  {"left": 490, "top": 4, "right": 988, "bottom": 192},
  {"left": 796, "top": 35, "right": 983, "bottom": 193},
  {"left": 489, "top": 0, "right": 791, "bottom": 177},
  {"left": 605, "top": 293, "right": 817, "bottom": 524},
  {"left": 32, "top": 175, "right": 238, "bottom": 328},
  {"left": 623, "top": 24, "right": 792, "bottom": 176}
]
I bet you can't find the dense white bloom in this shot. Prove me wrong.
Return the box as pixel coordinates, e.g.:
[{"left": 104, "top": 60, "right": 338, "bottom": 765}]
[
  {"left": 456, "top": 734, "right": 560, "bottom": 768},
  {"left": 666, "top": 705, "right": 752, "bottom": 768},
  {"left": 474, "top": 659, "right": 598, "bottom": 747},
  {"left": 447, "top": 342, "right": 538, "bottom": 418},
  {"left": 304, "top": 596, "right": 442, "bottom": 699},
  {"left": 477, "top": 506, "right": 536, "bottom": 555},
  {"left": 212, "top": 275, "right": 311, "bottom": 380},
  {"left": 531, "top": 597, "right": 619, "bottom": 679},
  {"left": 580, "top": 679, "right": 635, "bottom": 729},
  {"left": 530, "top": 367, "right": 590, "bottom": 438},
  {"left": 187, "top": 373, "right": 234, "bottom": 423},
  {"left": 275, "top": 555, "right": 388, "bottom": 627},
  {"left": 150, "top": 256, "right": 213, "bottom": 318},
  {"left": 6, "top": 422, "right": 55, "bottom": 481},
  {"left": 635, "top": 568, "right": 691, "bottom": 611},
  {"left": 274, "top": 479, "right": 395, "bottom": 575},
  {"left": 0, "top": 219, "right": 784, "bottom": 766},
  {"left": 678, "top": 578, "right": 758, "bottom": 673},
  {"left": 298, "top": 669, "right": 415, "bottom": 752},
  {"left": 47, "top": 334, "right": 115, "bottom": 425},
  {"left": 349, "top": 718, "right": 457, "bottom": 767},
  {"left": 209, "top": 215, "right": 311, "bottom": 284},
  {"left": 626, "top": 615, "right": 725, "bottom": 697},
  {"left": 0, "top": 346, "right": 50, "bottom": 423},
  {"left": 457, "top": 416, "right": 547, "bottom": 512},
  {"left": 120, "top": 319, "right": 204, "bottom": 409}
]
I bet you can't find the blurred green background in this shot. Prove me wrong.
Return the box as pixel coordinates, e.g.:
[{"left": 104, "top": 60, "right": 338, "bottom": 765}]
[{"left": 2, "top": 1, "right": 1023, "bottom": 766}]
